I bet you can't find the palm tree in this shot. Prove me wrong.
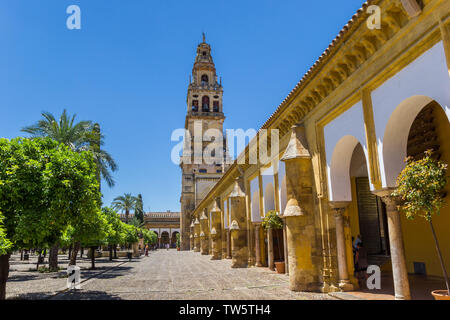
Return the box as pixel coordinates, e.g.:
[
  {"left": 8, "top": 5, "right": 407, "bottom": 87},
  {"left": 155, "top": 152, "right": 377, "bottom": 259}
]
[
  {"left": 22, "top": 110, "right": 118, "bottom": 187},
  {"left": 22, "top": 110, "right": 118, "bottom": 269},
  {"left": 112, "top": 194, "right": 137, "bottom": 223}
]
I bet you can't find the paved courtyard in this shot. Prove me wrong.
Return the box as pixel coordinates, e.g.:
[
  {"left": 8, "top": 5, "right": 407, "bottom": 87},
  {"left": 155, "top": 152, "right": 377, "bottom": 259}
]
[{"left": 7, "top": 250, "right": 335, "bottom": 300}]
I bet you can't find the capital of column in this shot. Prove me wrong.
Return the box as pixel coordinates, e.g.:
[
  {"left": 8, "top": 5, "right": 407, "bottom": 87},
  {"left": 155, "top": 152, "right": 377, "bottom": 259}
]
[
  {"left": 372, "top": 188, "right": 401, "bottom": 212},
  {"left": 329, "top": 201, "right": 351, "bottom": 217}
]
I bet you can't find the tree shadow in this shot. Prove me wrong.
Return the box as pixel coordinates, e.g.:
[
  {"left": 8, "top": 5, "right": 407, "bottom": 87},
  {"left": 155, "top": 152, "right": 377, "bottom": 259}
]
[
  {"left": 8, "top": 292, "right": 55, "bottom": 300},
  {"left": 80, "top": 266, "right": 133, "bottom": 280},
  {"left": 54, "top": 290, "right": 122, "bottom": 300},
  {"left": 7, "top": 274, "right": 41, "bottom": 282}
]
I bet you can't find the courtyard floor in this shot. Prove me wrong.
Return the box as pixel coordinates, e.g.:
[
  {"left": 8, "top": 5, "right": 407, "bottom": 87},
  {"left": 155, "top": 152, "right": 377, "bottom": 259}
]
[{"left": 6, "top": 249, "right": 335, "bottom": 300}]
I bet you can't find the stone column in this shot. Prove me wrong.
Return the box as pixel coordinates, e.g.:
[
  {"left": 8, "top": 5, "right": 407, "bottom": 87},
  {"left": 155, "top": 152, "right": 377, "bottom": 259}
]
[
  {"left": 254, "top": 223, "right": 262, "bottom": 267},
  {"left": 267, "top": 227, "right": 275, "bottom": 270},
  {"left": 329, "top": 201, "right": 354, "bottom": 291},
  {"left": 193, "top": 218, "right": 201, "bottom": 252},
  {"left": 281, "top": 124, "right": 321, "bottom": 292},
  {"left": 210, "top": 199, "right": 222, "bottom": 260},
  {"left": 283, "top": 223, "right": 289, "bottom": 274},
  {"left": 200, "top": 209, "right": 210, "bottom": 255},
  {"left": 373, "top": 189, "right": 411, "bottom": 300},
  {"left": 189, "top": 222, "right": 195, "bottom": 251},
  {"left": 226, "top": 230, "right": 231, "bottom": 259},
  {"left": 229, "top": 177, "right": 248, "bottom": 268}
]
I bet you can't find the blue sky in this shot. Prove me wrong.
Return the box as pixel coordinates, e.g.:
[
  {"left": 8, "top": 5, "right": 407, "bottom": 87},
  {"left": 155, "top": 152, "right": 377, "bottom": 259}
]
[{"left": 0, "top": 0, "right": 364, "bottom": 212}]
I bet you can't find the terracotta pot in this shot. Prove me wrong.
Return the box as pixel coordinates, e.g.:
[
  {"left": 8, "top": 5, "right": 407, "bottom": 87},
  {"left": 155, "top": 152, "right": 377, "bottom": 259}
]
[
  {"left": 177, "top": 247, "right": 180, "bottom": 251},
  {"left": 274, "top": 261, "right": 285, "bottom": 274},
  {"left": 432, "top": 290, "right": 450, "bottom": 300}
]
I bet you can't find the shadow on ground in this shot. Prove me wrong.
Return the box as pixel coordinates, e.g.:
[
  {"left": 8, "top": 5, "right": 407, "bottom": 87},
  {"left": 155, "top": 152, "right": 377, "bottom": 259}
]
[{"left": 54, "top": 290, "right": 122, "bottom": 300}]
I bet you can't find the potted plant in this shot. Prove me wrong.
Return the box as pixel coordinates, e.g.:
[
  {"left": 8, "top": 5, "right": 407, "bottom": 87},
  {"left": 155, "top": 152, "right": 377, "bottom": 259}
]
[
  {"left": 393, "top": 150, "right": 449, "bottom": 300},
  {"left": 176, "top": 233, "right": 181, "bottom": 251},
  {"left": 262, "top": 210, "right": 285, "bottom": 273}
]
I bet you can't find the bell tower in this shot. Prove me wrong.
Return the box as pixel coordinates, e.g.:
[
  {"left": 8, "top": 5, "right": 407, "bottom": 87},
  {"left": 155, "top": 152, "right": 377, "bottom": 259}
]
[{"left": 180, "top": 35, "right": 229, "bottom": 250}]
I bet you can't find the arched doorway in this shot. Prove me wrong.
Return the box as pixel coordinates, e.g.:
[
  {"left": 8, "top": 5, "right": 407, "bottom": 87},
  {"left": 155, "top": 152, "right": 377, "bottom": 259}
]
[
  {"left": 161, "top": 231, "right": 170, "bottom": 248},
  {"left": 171, "top": 231, "right": 179, "bottom": 248}
]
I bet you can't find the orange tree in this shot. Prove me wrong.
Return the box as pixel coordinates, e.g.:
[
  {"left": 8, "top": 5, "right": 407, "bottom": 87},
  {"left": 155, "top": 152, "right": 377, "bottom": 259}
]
[
  {"left": 392, "top": 150, "right": 449, "bottom": 295},
  {"left": 0, "top": 137, "right": 101, "bottom": 299}
]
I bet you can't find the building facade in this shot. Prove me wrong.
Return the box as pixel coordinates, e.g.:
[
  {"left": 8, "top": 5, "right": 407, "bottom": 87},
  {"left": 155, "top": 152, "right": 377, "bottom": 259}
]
[
  {"left": 180, "top": 35, "right": 230, "bottom": 250},
  {"left": 187, "top": 0, "right": 450, "bottom": 300},
  {"left": 120, "top": 211, "right": 180, "bottom": 248}
]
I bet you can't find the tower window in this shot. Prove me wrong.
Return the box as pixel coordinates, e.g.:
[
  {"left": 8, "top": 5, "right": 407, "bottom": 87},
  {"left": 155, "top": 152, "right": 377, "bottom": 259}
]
[
  {"left": 201, "top": 75, "right": 209, "bottom": 86},
  {"left": 192, "top": 100, "right": 199, "bottom": 112},
  {"left": 202, "top": 96, "right": 210, "bottom": 112},
  {"left": 202, "top": 51, "right": 207, "bottom": 56},
  {"left": 213, "top": 101, "right": 219, "bottom": 112}
]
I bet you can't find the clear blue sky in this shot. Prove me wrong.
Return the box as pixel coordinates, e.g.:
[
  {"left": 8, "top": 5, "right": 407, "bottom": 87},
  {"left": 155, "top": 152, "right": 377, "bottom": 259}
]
[{"left": 0, "top": 0, "right": 364, "bottom": 212}]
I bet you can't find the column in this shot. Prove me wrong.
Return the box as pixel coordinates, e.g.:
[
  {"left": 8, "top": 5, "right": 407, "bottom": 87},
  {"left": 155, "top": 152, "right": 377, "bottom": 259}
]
[
  {"left": 281, "top": 124, "right": 321, "bottom": 292},
  {"left": 329, "top": 201, "right": 354, "bottom": 291},
  {"left": 193, "top": 218, "right": 201, "bottom": 252},
  {"left": 283, "top": 223, "right": 289, "bottom": 274},
  {"left": 373, "top": 189, "right": 411, "bottom": 300},
  {"left": 267, "top": 227, "right": 274, "bottom": 270},
  {"left": 189, "top": 222, "right": 195, "bottom": 251},
  {"left": 254, "top": 223, "right": 262, "bottom": 267},
  {"left": 229, "top": 177, "right": 248, "bottom": 268},
  {"left": 200, "top": 209, "right": 210, "bottom": 255},
  {"left": 211, "top": 199, "right": 222, "bottom": 260},
  {"left": 226, "top": 230, "right": 231, "bottom": 259}
]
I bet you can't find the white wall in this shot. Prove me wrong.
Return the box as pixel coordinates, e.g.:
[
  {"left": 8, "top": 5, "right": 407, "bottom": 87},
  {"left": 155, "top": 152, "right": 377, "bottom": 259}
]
[
  {"left": 371, "top": 41, "right": 450, "bottom": 187},
  {"left": 324, "top": 102, "right": 371, "bottom": 201}
]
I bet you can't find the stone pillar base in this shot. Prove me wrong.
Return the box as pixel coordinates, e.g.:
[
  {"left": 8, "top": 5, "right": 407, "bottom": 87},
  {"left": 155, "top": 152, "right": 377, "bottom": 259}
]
[{"left": 339, "top": 280, "right": 354, "bottom": 292}]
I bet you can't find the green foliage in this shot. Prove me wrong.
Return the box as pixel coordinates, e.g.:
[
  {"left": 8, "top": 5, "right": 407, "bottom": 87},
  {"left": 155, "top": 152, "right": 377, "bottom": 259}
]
[
  {"left": 261, "top": 210, "right": 283, "bottom": 230},
  {"left": 122, "top": 223, "right": 139, "bottom": 245},
  {"left": 141, "top": 228, "right": 157, "bottom": 245},
  {"left": 392, "top": 150, "right": 448, "bottom": 221},
  {"left": 135, "top": 194, "right": 144, "bottom": 224},
  {"left": 129, "top": 216, "right": 144, "bottom": 228},
  {"left": 0, "top": 212, "right": 12, "bottom": 255},
  {"left": 0, "top": 137, "right": 102, "bottom": 252},
  {"left": 102, "top": 207, "right": 125, "bottom": 246},
  {"left": 176, "top": 233, "right": 181, "bottom": 248}
]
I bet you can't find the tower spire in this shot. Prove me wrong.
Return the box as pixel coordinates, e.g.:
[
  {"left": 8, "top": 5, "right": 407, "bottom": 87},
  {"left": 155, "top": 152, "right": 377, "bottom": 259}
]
[{"left": 202, "top": 32, "right": 206, "bottom": 43}]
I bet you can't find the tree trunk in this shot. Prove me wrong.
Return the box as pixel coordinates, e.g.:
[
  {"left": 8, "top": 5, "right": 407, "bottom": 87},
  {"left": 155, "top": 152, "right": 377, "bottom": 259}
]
[
  {"left": 70, "top": 242, "right": 80, "bottom": 266},
  {"left": 109, "top": 245, "right": 113, "bottom": 261},
  {"left": 113, "top": 246, "right": 117, "bottom": 259},
  {"left": 90, "top": 246, "right": 96, "bottom": 270},
  {"left": 49, "top": 245, "right": 59, "bottom": 272},
  {"left": 0, "top": 254, "right": 11, "bottom": 300},
  {"left": 20, "top": 250, "right": 23, "bottom": 261},
  {"left": 126, "top": 210, "right": 129, "bottom": 224},
  {"left": 68, "top": 245, "right": 72, "bottom": 260},
  {"left": 36, "top": 251, "right": 42, "bottom": 271},
  {"left": 429, "top": 220, "right": 450, "bottom": 295},
  {"left": 277, "top": 229, "right": 283, "bottom": 261},
  {"left": 80, "top": 247, "right": 84, "bottom": 258}
]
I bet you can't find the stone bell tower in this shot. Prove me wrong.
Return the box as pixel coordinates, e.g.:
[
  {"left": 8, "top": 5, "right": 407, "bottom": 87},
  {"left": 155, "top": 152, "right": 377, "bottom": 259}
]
[{"left": 180, "top": 34, "right": 229, "bottom": 251}]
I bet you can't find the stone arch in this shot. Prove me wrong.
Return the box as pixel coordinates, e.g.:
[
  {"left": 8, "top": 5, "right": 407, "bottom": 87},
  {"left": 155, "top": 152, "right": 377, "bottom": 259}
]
[
  {"left": 264, "top": 182, "right": 275, "bottom": 214},
  {"left": 328, "top": 135, "right": 370, "bottom": 201},
  {"left": 382, "top": 96, "right": 450, "bottom": 187}
]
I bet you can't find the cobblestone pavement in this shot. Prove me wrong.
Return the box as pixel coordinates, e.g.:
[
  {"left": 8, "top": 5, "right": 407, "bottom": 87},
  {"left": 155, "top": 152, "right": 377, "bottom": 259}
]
[
  {"left": 55, "top": 250, "right": 335, "bottom": 300},
  {"left": 7, "top": 250, "right": 336, "bottom": 300},
  {"left": 6, "top": 252, "right": 130, "bottom": 300}
]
